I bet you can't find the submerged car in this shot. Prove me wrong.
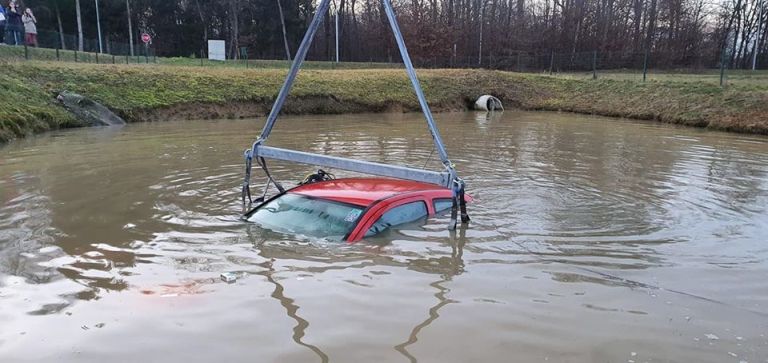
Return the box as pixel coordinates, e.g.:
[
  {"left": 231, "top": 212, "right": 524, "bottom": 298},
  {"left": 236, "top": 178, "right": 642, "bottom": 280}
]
[{"left": 244, "top": 178, "right": 470, "bottom": 242}]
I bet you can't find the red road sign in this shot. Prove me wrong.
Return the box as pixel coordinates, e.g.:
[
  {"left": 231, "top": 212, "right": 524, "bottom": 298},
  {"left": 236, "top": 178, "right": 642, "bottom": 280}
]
[{"left": 141, "top": 33, "right": 151, "bottom": 44}]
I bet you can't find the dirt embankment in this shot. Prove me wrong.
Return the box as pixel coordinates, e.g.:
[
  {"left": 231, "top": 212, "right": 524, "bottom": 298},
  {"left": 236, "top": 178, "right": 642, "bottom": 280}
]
[
  {"left": 129, "top": 96, "right": 440, "bottom": 123},
  {"left": 2, "top": 61, "right": 768, "bottom": 143}
]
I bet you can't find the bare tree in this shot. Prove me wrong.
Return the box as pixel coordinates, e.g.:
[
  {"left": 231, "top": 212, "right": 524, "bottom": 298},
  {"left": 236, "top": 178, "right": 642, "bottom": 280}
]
[{"left": 27, "top": 0, "right": 764, "bottom": 69}]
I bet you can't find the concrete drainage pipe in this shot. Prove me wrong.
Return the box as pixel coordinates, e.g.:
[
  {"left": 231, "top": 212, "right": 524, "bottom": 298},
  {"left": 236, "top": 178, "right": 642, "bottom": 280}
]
[{"left": 474, "top": 95, "right": 504, "bottom": 111}]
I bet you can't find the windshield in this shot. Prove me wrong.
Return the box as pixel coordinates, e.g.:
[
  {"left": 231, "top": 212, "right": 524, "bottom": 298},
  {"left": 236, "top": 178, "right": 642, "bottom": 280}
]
[{"left": 247, "top": 193, "right": 364, "bottom": 240}]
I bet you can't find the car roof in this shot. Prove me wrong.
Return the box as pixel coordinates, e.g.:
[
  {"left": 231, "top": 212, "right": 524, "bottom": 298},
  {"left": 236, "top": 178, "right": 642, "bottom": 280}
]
[{"left": 290, "top": 177, "right": 449, "bottom": 207}]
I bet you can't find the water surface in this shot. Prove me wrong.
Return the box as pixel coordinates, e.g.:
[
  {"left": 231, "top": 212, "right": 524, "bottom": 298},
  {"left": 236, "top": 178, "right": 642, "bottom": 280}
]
[{"left": 1, "top": 111, "right": 767, "bottom": 362}]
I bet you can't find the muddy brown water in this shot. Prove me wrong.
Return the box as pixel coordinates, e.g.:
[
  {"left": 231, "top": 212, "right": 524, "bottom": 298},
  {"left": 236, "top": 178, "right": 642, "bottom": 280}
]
[{"left": 1, "top": 111, "right": 767, "bottom": 362}]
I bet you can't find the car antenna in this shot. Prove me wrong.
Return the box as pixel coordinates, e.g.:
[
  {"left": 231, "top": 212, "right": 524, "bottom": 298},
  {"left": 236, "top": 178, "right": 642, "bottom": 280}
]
[{"left": 241, "top": 0, "right": 469, "bottom": 229}]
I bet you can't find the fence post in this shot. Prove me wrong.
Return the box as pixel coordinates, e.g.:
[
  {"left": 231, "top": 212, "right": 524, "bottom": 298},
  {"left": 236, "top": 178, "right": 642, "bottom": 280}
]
[
  {"left": 112, "top": 54, "right": 116, "bottom": 64},
  {"left": 592, "top": 50, "right": 597, "bottom": 80},
  {"left": 549, "top": 51, "right": 554, "bottom": 75},
  {"left": 126, "top": 55, "right": 129, "bottom": 64},
  {"left": 56, "top": 47, "right": 60, "bottom": 61},
  {"left": 642, "top": 50, "right": 648, "bottom": 82},
  {"left": 24, "top": 45, "right": 29, "bottom": 60},
  {"left": 74, "top": 49, "right": 78, "bottom": 62},
  {"left": 96, "top": 52, "right": 99, "bottom": 64},
  {"left": 200, "top": 49, "right": 204, "bottom": 67},
  {"left": 720, "top": 48, "right": 727, "bottom": 87}
]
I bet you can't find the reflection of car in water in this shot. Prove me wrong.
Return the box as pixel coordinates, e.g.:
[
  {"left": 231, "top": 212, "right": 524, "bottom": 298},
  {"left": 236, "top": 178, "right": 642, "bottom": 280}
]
[{"left": 244, "top": 178, "right": 471, "bottom": 242}]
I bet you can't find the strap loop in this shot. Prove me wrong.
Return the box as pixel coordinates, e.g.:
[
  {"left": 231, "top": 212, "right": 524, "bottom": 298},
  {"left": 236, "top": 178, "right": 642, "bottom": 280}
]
[{"left": 449, "top": 178, "right": 470, "bottom": 230}]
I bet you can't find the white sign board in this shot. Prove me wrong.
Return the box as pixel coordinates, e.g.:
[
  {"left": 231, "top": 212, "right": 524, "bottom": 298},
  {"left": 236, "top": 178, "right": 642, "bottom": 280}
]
[{"left": 208, "top": 40, "right": 226, "bottom": 61}]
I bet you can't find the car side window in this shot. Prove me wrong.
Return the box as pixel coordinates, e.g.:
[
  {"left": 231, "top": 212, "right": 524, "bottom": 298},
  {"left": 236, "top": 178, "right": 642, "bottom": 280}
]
[
  {"left": 433, "top": 198, "right": 453, "bottom": 213},
  {"left": 366, "top": 201, "right": 428, "bottom": 237}
]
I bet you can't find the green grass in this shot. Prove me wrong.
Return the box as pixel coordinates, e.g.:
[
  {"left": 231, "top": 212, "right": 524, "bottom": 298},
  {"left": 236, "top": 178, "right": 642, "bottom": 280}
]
[
  {"left": 0, "top": 44, "right": 125, "bottom": 64},
  {"left": 0, "top": 69, "right": 82, "bottom": 142},
  {"left": 552, "top": 69, "right": 768, "bottom": 88},
  {"left": 5, "top": 44, "right": 768, "bottom": 85},
  {"left": 158, "top": 56, "right": 401, "bottom": 70},
  {"left": 2, "top": 59, "right": 767, "bottom": 143}
]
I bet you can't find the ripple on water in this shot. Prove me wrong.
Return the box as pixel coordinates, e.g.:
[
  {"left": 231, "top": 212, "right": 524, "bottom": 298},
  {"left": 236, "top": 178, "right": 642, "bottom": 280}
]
[{"left": 0, "top": 112, "right": 767, "bottom": 361}]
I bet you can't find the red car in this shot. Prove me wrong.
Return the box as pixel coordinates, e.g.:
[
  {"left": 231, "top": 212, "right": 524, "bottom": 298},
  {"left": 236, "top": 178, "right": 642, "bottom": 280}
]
[{"left": 245, "top": 178, "right": 470, "bottom": 242}]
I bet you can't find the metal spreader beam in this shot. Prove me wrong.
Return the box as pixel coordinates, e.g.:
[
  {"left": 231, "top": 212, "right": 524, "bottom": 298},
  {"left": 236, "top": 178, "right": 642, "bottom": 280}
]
[
  {"left": 242, "top": 0, "right": 466, "bottom": 203},
  {"left": 258, "top": 146, "right": 452, "bottom": 186}
]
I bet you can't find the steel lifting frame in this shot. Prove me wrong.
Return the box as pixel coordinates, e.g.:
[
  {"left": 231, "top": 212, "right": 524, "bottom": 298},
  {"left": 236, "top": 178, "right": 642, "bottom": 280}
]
[{"left": 242, "top": 0, "right": 468, "bottom": 227}]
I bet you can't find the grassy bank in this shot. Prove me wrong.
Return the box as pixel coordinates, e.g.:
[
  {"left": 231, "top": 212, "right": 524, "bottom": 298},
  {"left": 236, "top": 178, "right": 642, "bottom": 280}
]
[
  {"left": 2, "top": 60, "right": 768, "bottom": 143},
  {"left": 0, "top": 71, "right": 83, "bottom": 142}
]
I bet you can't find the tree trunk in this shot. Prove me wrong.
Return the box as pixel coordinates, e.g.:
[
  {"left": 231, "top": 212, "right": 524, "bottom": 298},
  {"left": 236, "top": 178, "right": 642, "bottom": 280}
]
[
  {"left": 351, "top": 0, "right": 359, "bottom": 60},
  {"left": 276, "top": 0, "right": 292, "bottom": 60},
  {"left": 601, "top": 0, "right": 614, "bottom": 50},
  {"left": 325, "top": 8, "right": 332, "bottom": 60},
  {"left": 54, "top": 0, "right": 66, "bottom": 50},
  {"left": 76, "top": 0, "right": 84, "bottom": 51},
  {"left": 632, "top": 0, "right": 643, "bottom": 52},
  {"left": 228, "top": 0, "right": 240, "bottom": 59},
  {"left": 126, "top": 0, "right": 134, "bottom": 56},
  {"left": 195, "top": 0, "right": 208, "bottom": 57},
  {"left": 339, "top": 0, "right": 346, "bottom": 59},
  {"left": 644, "top": 0, "right": 657, "bottom": 51},
  {"left": 731, "top": 0, "right": 743, "bottom": 66}
]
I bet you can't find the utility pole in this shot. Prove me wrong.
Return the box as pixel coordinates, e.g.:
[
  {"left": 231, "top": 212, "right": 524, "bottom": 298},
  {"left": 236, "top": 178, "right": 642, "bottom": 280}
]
[
  {"left": 95, "top": 0, "right": 103, "bottom": 53},
  {"left": 754, "top": 0, "right": 763, "bottom": 70},
  {"left": 127, "top": 0, "right": 134, "bottom": 56}
]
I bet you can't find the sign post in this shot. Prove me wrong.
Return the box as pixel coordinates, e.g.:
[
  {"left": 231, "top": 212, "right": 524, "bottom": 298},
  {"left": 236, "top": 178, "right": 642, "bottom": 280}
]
[{"left": 141, "top": 33, "right": 152, "bottom": 63}]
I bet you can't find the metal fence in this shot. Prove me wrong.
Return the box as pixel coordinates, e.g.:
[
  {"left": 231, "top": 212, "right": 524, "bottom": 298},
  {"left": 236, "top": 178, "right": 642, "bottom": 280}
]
[
  {"left": 2, "top": 28, "right": 748, "bottom": 87},
  {"left": 1, "top": 29, "right": 155, "bottom": 64}
]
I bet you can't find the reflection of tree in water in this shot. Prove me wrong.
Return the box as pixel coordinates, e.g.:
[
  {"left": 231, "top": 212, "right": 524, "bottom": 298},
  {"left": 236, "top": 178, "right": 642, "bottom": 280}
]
[{"left": 245, "top": 224, "right": 469, "bottom": 363}]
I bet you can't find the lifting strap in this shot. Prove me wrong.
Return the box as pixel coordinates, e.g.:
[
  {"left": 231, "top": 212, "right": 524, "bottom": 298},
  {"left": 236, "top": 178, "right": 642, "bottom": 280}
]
[
  {"left": 448, "top": 178, "right": 470, "bottom": 230},
  {"left": 241, "top": 150, "right": 254, "bottom": 205},
  {"left": 242, "top": 151, "right": 284, "bottom": 208}
]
